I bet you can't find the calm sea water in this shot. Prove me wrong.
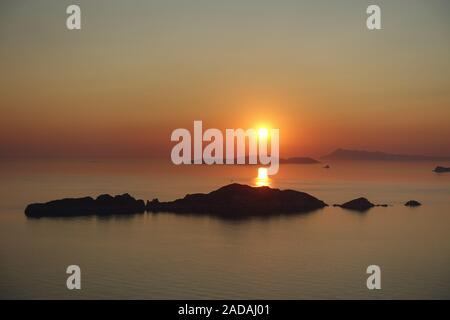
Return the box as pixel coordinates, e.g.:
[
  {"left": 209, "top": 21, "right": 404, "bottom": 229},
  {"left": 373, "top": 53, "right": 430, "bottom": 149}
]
[{"left": 0, "top": 158, "right": 449, "bottom": 299}]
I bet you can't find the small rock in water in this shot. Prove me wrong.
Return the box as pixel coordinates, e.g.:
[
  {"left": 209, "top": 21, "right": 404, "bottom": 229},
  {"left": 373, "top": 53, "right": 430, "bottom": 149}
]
[
  {"left": 404, "top": 200, "right": 421, "bottom": 207},
  {"left": 336, "top": 197, "right": 375, "bottom": 211}
]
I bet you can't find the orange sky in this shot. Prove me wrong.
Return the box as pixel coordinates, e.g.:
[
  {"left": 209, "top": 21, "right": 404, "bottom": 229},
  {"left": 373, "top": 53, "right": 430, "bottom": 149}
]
[{"left": 1, "top": 1, "right": 450, "bottom": 158}]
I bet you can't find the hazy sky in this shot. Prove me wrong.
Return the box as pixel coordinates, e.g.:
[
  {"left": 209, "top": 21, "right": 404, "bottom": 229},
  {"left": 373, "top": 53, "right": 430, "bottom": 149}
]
[{"left": 1, "top": 0, "right": 449, "bottom": 157}]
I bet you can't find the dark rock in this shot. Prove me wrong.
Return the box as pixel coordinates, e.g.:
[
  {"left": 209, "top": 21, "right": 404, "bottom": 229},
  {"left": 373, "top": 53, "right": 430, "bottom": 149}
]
[
  {"left": 335, "top": 197, "right": 375, "bottom": 211},
  {"left": 323, "top": 165, "right": 330, "bottom": 169},
  {"left": 146, "top": 183, "right": 327, "bottom": 216},
  {"left": 433, "top": 166, "right": 450, "bottom": 173},
  {"left": 25, "top": 194, "right": 145, "bottom": 218},
  {"left": 405, "top": 200, "right": 421, "bottom": 207}
]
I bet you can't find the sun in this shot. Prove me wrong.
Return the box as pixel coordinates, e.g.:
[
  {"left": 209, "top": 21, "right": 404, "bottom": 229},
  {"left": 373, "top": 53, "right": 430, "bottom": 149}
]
[{"left": 258, "top": 127, "right": 268, "bottom": 139}]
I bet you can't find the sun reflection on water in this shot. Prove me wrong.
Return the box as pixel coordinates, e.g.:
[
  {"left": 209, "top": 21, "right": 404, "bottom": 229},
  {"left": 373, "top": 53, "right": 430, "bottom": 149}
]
[{"left": 255, "top": 167, "right": 271, "bottom": 187}]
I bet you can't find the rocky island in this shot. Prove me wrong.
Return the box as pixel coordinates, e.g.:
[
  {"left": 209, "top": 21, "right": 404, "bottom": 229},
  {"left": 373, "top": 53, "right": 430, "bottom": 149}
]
[
  {"left": 25, "top": 194, "right": 146, "bottom": 217},
  {"left": 146, "top": 183, "right": 327, "bottom": 216},
  {"left": 25, "top": 183, "right": 328, "bottom": 218},
  {"left": 333, "top": 197, "right": 388, "bottom": 212}
]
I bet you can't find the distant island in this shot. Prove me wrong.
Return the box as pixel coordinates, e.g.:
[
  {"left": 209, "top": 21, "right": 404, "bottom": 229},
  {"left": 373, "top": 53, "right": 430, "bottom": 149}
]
[
  {"left": 322, "top": 148, "right": 450, "bottom": 162},
  {"left": 279, "top": 157, "right": 320, "bottom": 164},
  {"left": 433, "top": 166, "right": 450, "bottom": 173},
  {"left": 25, "top": 184, "right": 327, "bottom": 218},
  {"left": 191, "top": 156, "right": 320, "bottom": 165}
]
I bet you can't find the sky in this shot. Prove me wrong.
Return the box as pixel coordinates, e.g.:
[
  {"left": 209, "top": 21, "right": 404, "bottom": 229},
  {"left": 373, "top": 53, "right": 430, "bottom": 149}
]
[{"left": 1, "top": 0, "right": 449, "bottom": 158}]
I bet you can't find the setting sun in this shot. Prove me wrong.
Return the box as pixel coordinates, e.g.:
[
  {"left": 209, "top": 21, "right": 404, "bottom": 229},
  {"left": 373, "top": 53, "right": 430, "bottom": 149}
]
[{"left": 258, "top": 128, "right": 268, "bottom": 139}]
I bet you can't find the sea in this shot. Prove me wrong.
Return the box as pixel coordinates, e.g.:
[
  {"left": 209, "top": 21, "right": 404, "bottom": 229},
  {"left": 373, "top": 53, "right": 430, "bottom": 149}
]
[{"left": 0, "top": 158, "right": 449, "bottom": 299}]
